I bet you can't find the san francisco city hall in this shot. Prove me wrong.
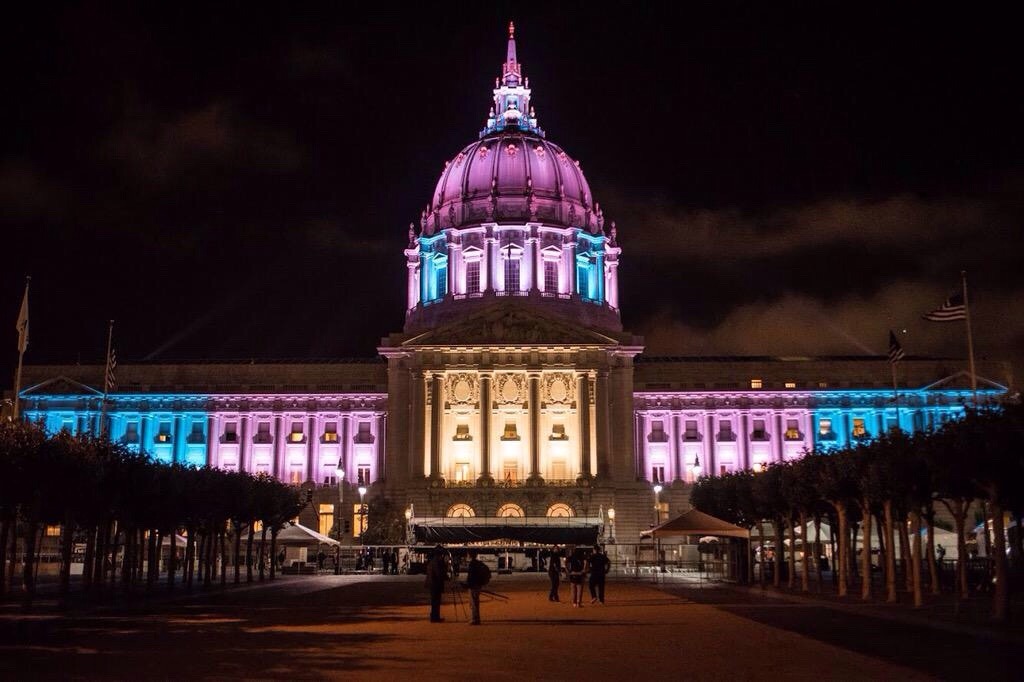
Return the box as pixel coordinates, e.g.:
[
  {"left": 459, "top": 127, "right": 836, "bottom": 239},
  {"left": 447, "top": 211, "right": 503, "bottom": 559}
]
[{"left": 14, "top": 26, "right": 1012, "bottom": 547}]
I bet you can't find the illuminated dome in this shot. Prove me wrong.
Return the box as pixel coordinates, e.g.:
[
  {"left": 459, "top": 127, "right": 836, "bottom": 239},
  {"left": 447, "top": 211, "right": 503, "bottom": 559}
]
[{"left": 404, "top": 23, "right": 622, "bottom": 334}]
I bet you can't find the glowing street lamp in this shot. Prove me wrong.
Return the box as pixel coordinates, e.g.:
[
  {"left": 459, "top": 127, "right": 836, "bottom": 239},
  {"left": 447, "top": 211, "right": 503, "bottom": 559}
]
[
  {"left": 692, "top": 454, "right": 702, "bottom": 476},
  {"left": 358, "top": 485, "right": 367, "bottom": 545},
  {"left": 653, "top": 483, "right": 663, "bottom": 526},
  {"left": 404, "top": 505, "right": 413, "bottom": 546},
  {"left": 607, "top": 507, "right": 616, "bottom": 544}
]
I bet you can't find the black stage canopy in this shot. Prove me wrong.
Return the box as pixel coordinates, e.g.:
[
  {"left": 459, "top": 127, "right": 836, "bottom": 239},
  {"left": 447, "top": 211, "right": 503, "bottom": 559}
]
[{"left": 412, "top": 516, "right": 602, "bottom": 545}]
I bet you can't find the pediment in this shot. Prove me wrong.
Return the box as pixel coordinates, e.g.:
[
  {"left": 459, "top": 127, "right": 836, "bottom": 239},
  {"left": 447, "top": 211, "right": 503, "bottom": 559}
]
[
  {"left": 21, "top": 376, "right": 102, "bottom": 397},
  {"left": 402, "top": 303, "right": 621, "bottom": 347},
  {"left": 921, "top": 371, "right": 1007, "bottom": 392}
]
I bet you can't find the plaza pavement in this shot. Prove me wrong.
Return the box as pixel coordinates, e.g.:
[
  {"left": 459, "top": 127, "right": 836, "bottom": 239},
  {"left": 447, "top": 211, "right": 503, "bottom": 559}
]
[{"left": 0, "top": 573, "right": 999, "bottom": 680}]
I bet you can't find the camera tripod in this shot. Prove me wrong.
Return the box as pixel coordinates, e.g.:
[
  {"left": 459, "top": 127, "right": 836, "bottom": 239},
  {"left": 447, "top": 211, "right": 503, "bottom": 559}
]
[{"left": 447, "top": 578, "right": 468, "bottom": 622}]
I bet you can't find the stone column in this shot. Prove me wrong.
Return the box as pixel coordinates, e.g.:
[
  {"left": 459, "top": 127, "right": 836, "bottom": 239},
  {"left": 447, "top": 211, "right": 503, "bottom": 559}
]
[
  {"left": 239, "top": 415, "right": 250, "bottom": 473},
  {"left": 139, "top": 414, "right": 151, "bottom": 458},
  {"left": 671, "top": 413, "right": 683, "bottom": 481},
  {"left": 577, "top": 373, "right": 592, "bottom": 479},
  {"left": 172, "top": 414, "right": 185, "bottom": 464},
  {"left": 706, "top": 414, "right": 716, "bottom": 476},
  {"left": 207, "top": 414, "right": 217, "bottom": 468},
  {"left": 528, "top": 372, "right": 542, "bottom": 482},
  {"left": 376, "top": 413, "right": 386, "bottom": 483},
  {"left": 410, "top": 371, "right": 425, "bottom": 478},
  {"left": 775, "top": 413, "right": 785, "bottom": 464},
  {"left": 273, "top": 415, "right": 284, "bottom": 480},
  {"left": 594, "top": 370, "right": 610, "bottom": 478},
  {"left": 479, "top": 374, "right": 493, "bottom": 483},
  {"left": 523, "top": 237, "right": 535, "bottom": 292},
  {"left": 429, "top": 374, "right": 443, "bottom": 480},
  {"left": 307, "top": 414, "right": 317, "bottom": 482},
  {"left": 740, "top": 413, "right": 750, "bottom": 471},
  {"left": 341, "top": 414, "right": 351, "bottom": 483},
  {"left": 447, "top": 242, "right": 459, "bottom": 296}
]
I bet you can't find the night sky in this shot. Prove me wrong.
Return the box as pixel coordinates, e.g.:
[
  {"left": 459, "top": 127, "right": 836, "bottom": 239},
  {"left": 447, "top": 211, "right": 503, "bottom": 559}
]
[{"left": 4, "top": 4, "right": 1022, "bottom": 385}]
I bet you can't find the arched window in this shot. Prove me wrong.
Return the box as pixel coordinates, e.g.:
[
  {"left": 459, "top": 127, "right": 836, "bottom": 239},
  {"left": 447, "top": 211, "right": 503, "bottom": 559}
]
[
  {"left": 546, "top": 503, "right": 574, "bottom": 518},
  {"left": 496, "top": 503, "right": 524, "bottom": 518},
  {"left": 446, "top": 504, "right": 476, "bottom": 518}
]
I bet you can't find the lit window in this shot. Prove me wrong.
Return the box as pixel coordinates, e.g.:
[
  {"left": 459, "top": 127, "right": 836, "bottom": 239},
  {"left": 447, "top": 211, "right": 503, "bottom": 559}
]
[
  {"left": 322, "top": 422, "right": 338, "bottom": 442},
  {"left": 318, "top": 504, "right": 335, "bottom": 537},
  {"left": 852, "top": 418, "right": 868, "bottom": 439},
  {"left": 454, "top": 462, "right": 470, "bottom": 481},
  {"left": 504, "top": 257, "right": 521, "bottom": 292},
  {"left": 543, "top": 260, "right": 558, "bottom": 293},
  {"left": 288, "top": 422, "right": 304, "bottom": 443},
  {"left": 819, "top": 418, "right": 835, "bottom": 439},
  {"left": 547, "top": 503, "right": 574, "bottom": 518},
  {"left": 453, "top": 424, "right": 473, "bottom": 441},
  {"left": 497, "top": 503, "right": 524, "bottom": 517},
  {"left": 447, "top": 504, "right": 475, "bottom": 517},
  {"left": 549, "top": 424, "right": 569, "bottom": 441},
  {"left": 785, "top": 419, "right": 801, "bottom": 440},
  {"left": 502, "top": 460, "right": 518, "bottom": 482},
  {"left": 45, "top": 525, "right": 62, "bottom": 537},
  {"left": 785, "top": 382, "right": 797, "bottom": 389},
  {"left": 156, "top": 422, "right": 172, "bottom": 443},
  {"left": 500, "top": 423, "right": 520, "bottom": 441},
  {"left": 818, "top": 382, "right": 828, "bottom": 388},
  {"left": 750, "top": 378, "right": 763, "bottom": 389},
  {"left": 289, "top": 467, "right": 303, "bottom": 485},
  {"left": 353, "top": 503, "right": 367, "bottom": 537},
  {"left": 465, "top": 260, "right": 481, "bottom": 293}
]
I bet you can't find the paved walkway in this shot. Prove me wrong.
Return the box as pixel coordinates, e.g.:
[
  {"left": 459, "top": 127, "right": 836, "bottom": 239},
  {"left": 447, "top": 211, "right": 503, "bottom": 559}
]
[{"left": 0, "top": 574, "right": 1002, "bottom": 680}]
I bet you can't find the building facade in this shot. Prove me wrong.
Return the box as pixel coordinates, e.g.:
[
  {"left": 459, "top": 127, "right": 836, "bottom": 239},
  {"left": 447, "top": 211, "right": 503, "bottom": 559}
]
[{"left": 14, "top": 25, "right": 1013, "bottom": 545}]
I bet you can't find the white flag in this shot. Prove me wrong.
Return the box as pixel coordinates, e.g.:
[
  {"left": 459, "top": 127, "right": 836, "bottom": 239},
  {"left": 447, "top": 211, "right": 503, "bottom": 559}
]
[{"left": 15, "top": 283, "right": 29, "bottom": 353}]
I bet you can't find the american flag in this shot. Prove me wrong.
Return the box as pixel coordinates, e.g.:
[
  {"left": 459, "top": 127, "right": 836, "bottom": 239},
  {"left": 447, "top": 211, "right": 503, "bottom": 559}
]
[
  {"left": 104, "top": 346, "right": 117, "bottom": 393},
  {"left": 923, "top": 291, "right": 966, "bottom": 322},
  {"left": 888, "top": 330, "right": 905, "bottom": 364}
]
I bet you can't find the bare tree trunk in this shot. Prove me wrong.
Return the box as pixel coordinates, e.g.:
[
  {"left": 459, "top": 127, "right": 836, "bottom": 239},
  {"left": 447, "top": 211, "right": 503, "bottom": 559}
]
[
  {"left": 787, "top": 520, "right": 797, "bottom": 589},
  {"left": 800, "top": 511, "right": 810, "bottom": 592},
  {"left": 925, "top": 515, "right": 939, "bottom": 596},
  {"left": 21, "top": 503, "right": 40, "bottom": 604},
  {"left": 246, "top": 524, "right": 255, "bottom": 583},
  {"left": 860, "top": 501, "right": 872, "bottom": 601},
  {"left": 82, "top": 526, "right": 95, "bottom": 592},
  {"left": 835, "top": 505, "right": 848, "bottom": 597},
  {"left": 270, "top": 529, "right": 279, "bottom": 581},
  {"left": 0, "top": 515, "right": 10, "bottom": 598},
  {"left": 813, "top": 516, "right": 822, "bottom": 593},
  {"left": 773, "top": 518, "right": 783, "bottom": 588},
  {"left": 220, "top": 531, "right": 228, "bottom": 586},
  {"left": 989, "top": 499, "right": 1009, "bottom": 623},
  {"left": 234, "top": 524, "right": 243, "bottom": 584},
  {"left": 167, "top": 529, "right": 177, "bottom": 592},
  {"left": 849, "top": 521, "right": 859, "bottom": 583},
  {"left": 148, "top": 531, "right": 160, "bottom": 591},
  {"left": 911, "top": 511, "right": 923, "bottom": 608},
  {"left": 979, "top": 500, "right": 991, "bottom": 557},
  {"left": 884, "top": 501, "right": 897, "bottom": 603},
  {"left": 185, "top": 527, "right": 195, "bottom": 591},
  {"left": 5, "top": 517, "right": 19, "bottom": 595},
  {"left": 258, "top": 526, "right": 267, "bottom": 581},
  {"left": 756, "top": 521, "right": 766, "bottom": 587},
  {"left": 898, "top": 515, "right": 912, "bottom": 592}
]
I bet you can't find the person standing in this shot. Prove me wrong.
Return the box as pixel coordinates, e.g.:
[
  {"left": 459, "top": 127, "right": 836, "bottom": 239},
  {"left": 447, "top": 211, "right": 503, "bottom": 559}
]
[
  {"left": 567, "top": 547, "right": 588, "bottom": 607},
  {"left": 425, "top": 545, "right": 448, "bottom": 622},
  {"left": 588, "top": 545, "right": 610, "bottom": 604},
  {"left": 465, "top": 550, "right": 491, "bottom": 625},
  {"left": 547, "top": 548, "right": 563, "bottom": 602}
]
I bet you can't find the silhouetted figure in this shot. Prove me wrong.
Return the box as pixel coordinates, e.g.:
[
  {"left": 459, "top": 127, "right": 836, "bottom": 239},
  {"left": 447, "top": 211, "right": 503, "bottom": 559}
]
[
  {"left": 425, "top": 545, "right": 448, "bottom": 622},
  {"left": 588, "top": 545, "right": 610, "bottom": 604},
  {"left": 548, "top": 548, "right": 563, "bottom": 602}
]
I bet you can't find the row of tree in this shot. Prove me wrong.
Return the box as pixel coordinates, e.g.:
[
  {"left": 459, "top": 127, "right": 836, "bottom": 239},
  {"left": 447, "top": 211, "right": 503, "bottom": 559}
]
[
  {"left": 691, "top": 404, "right": 1023, "bottom": 622},
  {"left": 0, "top": 421, "right": 305, "bottom": 605}
]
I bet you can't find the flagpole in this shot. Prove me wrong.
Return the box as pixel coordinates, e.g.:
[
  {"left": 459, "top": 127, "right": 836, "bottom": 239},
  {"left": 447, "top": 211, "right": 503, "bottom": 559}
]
[
  {"left": 961, "top": 271, "right": 978, "bottom": 406},
  {"left": 12, "top": 276, "right": 30, "bottom": 421},
  {"left": 100, "top": 319, "right": 114, "bottom": 437},
  {"left": 891, "top": 360, "right": 900, "bottom": 430}
]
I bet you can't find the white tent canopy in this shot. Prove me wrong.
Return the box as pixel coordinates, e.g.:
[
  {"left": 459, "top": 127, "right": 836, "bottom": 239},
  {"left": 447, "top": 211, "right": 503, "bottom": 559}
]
[{"left": 275, "top": 523, "right": 340, "bottom": 546}]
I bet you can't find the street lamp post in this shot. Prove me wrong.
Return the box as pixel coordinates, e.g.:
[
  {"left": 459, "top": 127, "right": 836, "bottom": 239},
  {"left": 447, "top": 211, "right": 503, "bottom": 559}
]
[
  {"left": 653, "top": 483, "right": 663, "bottom": 526},
  {"left": 607, "top": 507, "right": 616, "bottom": 544},
  {"left": 358, "top": 485, "right": 367, "bottom": 546},
  {"left": 334, "top": 467, "right": 345, "bottom": 574},
  {"left": 404, "top": 506, "right": 413, "bottom": 546}
]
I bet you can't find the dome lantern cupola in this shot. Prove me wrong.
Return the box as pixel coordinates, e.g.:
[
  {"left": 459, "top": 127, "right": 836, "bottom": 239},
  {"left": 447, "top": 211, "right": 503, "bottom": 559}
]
[{"left": 403, "top": 24, "right": 622, "bottom": 335}]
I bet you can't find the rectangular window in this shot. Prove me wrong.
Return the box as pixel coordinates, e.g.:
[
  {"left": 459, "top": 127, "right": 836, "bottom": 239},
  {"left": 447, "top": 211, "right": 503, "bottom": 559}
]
[
  {"left": 717, "top": 421, "right": 734, "bottom": 441},
  {"left": 454, "top": 462, "right": 470, "bottom": 482},
  {"left": 223, "top": 422, "right": 238, "bottom": 443},
  {"left": 355, "top": 422, "right": 374, "bottom": 443},
  {"left": 504, "top": 257, "right": 520, "bottom": 292},
  {"left": 318, "top": 503, "right": 335, "bottom": 537},
  {"left": 785, "top": 382, "right": 797, "bottom": 389},
  {"left": 156, "top": 422, "right": 172, "bottom": 443},
  {"left": 550, "top": 459, "right": 567, "bottom": 480},
  {"left": 465, "top": 260, "right": 481, "bottom": 294},
  {"left": 651, "top": 464, "right": 665, "bottom": 483},
  {"left": 323, "top": 422, "right": 338, "bottom": 442},
  {"left": 289, "top": 466, "right": 303, "bottom": 485},
  {"left": 188, "top": 421, "right": 205, "bottom": 444},
  {"left": 818, "top": 381, "right": 828, "bottom": 388},
  {"left": 323, "top": 473, "right": 336, "bottom": 486},
  {"left": 288, "top": 422, "right": 304, "bottom": 443},
  {"left": 683, "top": 420, "right": 700, "bottom": 441},
  {"left": 353, "top": 503, "right": 367, "bottom": 538},
  {"left": 255, "top": 422, "right": 273, "bottom": 444},
  {"left": 852, "top": 418, "right": 868, "bottom": 438},
  {"left": 752, "top": 419, "right": 767, "bottom": 440},
  {"left": 501, "top": 422, "right": 520, "bottom": 440},
  {"left": 45, "top": 524, "right": 62, "bottom": 537},
  {"left": 785, "top": 419, "right": 801, "bottom": 440},
  {"left": 648, "top": 420, "right": 668, "bottom": 442},
  {"left": 543, "top": 260, "right": 558, "bottom": 293},
  {"left": 123, "top": 421, "right": 139, "bottom": 444},
  {"left": 887, "top": 417, "right": 899, "bottom": 433},
  {"left": 453, "top": 424, "right": 472, "bottom": 441},
  {"left": 819, "top": 418, "right": 834, "bottom": 439},
  {"left": 502, "top": 460, "right": 518, "bottom": 483},
  {"left": 357, "top": 465, "right": 371, "bottom": 486},
  {"left": 750, "top": 378, "right": 763, "bottom": 389}
]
